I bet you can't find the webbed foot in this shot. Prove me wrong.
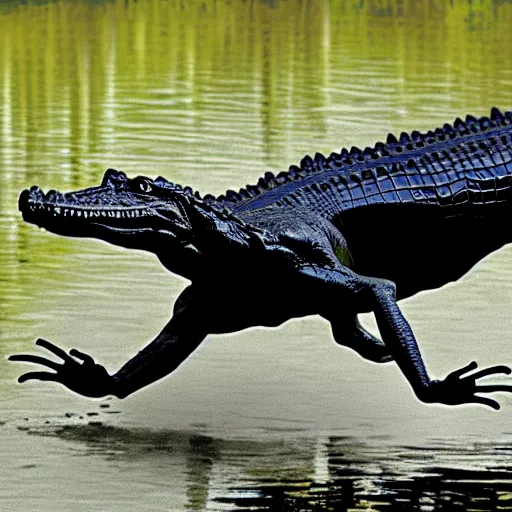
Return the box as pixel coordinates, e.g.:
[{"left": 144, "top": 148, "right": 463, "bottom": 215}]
[
  {"left": 9, "top": 338, "right": 117, "bottom": 398},
  {"left": 422, "top": 361, "right": 512, "bottom": 409}
]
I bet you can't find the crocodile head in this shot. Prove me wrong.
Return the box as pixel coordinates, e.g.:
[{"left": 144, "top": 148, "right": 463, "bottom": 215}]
[
  {"left": 19, "top": 168, "right": 195, "bottom": 241},
  {"left": 19, "top": 169, "right": 206, "bottom": 275},
  {"left": 18, "top": 168, "right": 270, "bottom": 279}
]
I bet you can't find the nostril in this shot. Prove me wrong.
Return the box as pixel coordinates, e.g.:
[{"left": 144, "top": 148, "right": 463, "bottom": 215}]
[
  {"left": 28, "top": 186, "right": 44, "bottom": 198},
  {"left": 101, "top": 168, "right": 128, "bottom": 187},
  {"left": 19, "top": 186, "right": 46, "bottom": 211}
]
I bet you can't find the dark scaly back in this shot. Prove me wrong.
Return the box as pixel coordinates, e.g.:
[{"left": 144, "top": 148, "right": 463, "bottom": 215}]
[
  {"left": 282, "top": 107, "right": 512, "bottom": 300},
  {"left": 218, "top": 107, "right": 512, "bottom": 219},
  {"left": 155, "top": 108, "right": 512, "bottom": 221},
  {"left": 153, "top": 109, "right": 512, "bottom": 298}
]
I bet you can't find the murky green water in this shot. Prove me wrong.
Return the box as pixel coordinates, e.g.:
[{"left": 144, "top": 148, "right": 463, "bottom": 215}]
[{"left": 1, "top": 0, "right": 512, "bottom": 510}]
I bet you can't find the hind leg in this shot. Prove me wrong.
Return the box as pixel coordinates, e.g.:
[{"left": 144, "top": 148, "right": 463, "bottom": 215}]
[
  {"left": 328, "top": 315, "right": 393, "bottom": 364},
  {"left": 303, "top": 264, "right": 512, "bottom": 408}
]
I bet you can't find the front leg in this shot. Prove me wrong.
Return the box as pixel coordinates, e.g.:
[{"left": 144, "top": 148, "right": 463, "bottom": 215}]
[
  {"left": 9, "top": 287, "right": 207, "bottom": 399},
  {"left": 301, "top": 265, "right": 512, "bottom": 409}
]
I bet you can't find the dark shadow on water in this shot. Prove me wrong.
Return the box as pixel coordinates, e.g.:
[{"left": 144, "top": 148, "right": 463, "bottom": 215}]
[{"left": 19, "top": 417, "right": 512, "bottom": 511}]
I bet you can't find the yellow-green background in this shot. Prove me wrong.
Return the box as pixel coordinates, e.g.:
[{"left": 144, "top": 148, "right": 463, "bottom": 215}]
[{"left": 1, "top": 1, "right": 512, "bottom": 510}]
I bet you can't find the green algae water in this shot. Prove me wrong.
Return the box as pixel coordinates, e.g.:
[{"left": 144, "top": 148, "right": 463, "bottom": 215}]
[{"left": 1, "top": 0, "right": 512, "bottom": 510}]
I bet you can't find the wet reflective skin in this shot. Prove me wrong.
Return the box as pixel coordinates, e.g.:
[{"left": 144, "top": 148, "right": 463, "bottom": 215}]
[
  {"left": 2, "top": 1, "right": 512, "bottom": 511},
  {"left": 9, "top": 113, "right": 512, "bottom": 409}
]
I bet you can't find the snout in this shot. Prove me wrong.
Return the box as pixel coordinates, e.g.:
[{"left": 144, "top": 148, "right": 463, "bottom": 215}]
[{"left": 19, "top": 186, "right": 43, "bottom": 212}]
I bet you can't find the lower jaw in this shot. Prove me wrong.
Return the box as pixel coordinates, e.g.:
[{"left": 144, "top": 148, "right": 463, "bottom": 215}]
[
  {"left": 22, "top": 207, "right": 149, "bottom": 232},
  {"left": 22, "top": 212, "right": 127, "bottom": 239}
]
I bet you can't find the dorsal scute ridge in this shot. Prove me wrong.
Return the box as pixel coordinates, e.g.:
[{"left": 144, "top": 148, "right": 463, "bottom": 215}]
[
  {"left": 226, "top": 189, "right": 239, "bottom": 201},
  {"left": 386, "top": 133, "right": 398, "bottom": 144},
  {"left": 210, "top": 107, "right": 511, "bottom": 208},
  {"left": 300, "top": 155, "right": 315, "bottom": 171},
  {"left": 154, "top": 176, "right": 204, "bottom": 201},
  {"left": 288, "top": 164, "right": 301, "bottom": 177},
  {"left": 400, "top": 132, "right": 410, "bottom": 143},
  {"left": 379, "top": 108, "right": 510, "bottom": 153},
  {"left": 314, "top": 152, "right": 326, "bottom": 166},
  {"left": 362, "top": 146, "right": 373, "bottom": 158}
]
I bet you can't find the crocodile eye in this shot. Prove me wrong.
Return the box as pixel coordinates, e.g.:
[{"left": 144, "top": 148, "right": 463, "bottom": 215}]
[
  {"left": 132, "top": 177, "right": 153, "bottom": 194},
  {"left": 139, "top": 180, "right": 152, "bottom": 193}
]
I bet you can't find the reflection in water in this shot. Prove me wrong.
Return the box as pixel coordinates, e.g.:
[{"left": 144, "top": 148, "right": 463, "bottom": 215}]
[{"left": 19, "top": 419, "right": 512, "bottom": 511}]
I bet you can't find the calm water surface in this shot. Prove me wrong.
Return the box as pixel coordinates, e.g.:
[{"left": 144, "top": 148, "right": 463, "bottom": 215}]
[{"left": 1, "top": 1, "right": 512, "bottom": 510}]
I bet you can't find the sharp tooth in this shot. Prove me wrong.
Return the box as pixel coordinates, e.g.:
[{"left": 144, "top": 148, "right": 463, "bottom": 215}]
[
  {"left": 135, "top": 210, "right": 140, "bottom": 217},
  {"left": 116, "top": 211, "right": 121, "bottom": 218},
  {"left": 63, "top": 209, "right": 68, "bottom": 217},
  {"left": 70, "top": 209, "right": 75, "bottom": 216},
  {"left": 83, "top": 211, "right": 88, "bottom": 219},
  {"left": 184, "top": 244, "right": 200, "bottom": 254},
  {"left": 77, "top": 210, "right": 82, "bottom": 217},
  {"left": 54, "top": 207, "right": 61, "bottom": 215},
  {"left": 101, "top": 211, "right": 106, "bottom": 217},
  {"left": 108, "top": 211, "right": 114, "bottom": 218}
]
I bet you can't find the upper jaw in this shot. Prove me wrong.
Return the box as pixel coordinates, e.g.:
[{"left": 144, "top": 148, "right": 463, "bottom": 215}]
[{"left": 18, "top": 186, "right": 155, "bottom": 234}]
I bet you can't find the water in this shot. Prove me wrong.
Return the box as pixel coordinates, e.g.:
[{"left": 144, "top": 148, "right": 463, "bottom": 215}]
[{"left": 1, "top": 1, "right": 512, "bottom": 510}]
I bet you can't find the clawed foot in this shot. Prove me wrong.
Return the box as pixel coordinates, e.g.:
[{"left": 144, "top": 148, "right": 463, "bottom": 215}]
[
  {"left": 9, "top": 338, "right": 117, "bottom": 398},
  {"left": 424, "top": 361, "right": 512, "bottom": 410}
]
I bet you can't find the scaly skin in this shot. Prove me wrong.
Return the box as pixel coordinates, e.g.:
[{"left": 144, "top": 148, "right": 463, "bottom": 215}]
[{"left": 9, "top": 108, "right": 512, "bottom": 409}]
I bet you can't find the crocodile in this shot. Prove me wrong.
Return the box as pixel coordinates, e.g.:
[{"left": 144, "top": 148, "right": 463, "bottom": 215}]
[{"left": 10, "top": 107, "right": 512, "bottom": 410}]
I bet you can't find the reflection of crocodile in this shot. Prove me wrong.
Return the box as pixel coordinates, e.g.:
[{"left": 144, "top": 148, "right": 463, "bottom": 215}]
[{"left": 10, "top": 108, "right": 512, "bottom": 409}]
